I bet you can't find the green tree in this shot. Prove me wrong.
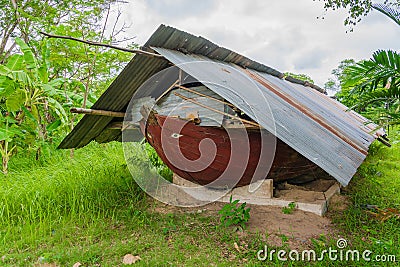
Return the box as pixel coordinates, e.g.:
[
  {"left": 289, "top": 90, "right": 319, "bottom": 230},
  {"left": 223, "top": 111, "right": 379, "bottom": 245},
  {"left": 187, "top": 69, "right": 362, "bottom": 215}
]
[
  {"left": 373, "top": 2, "right": 400, "bottom": 25},
  {"left": 46, "top": 23, "right": 133, "bottom": 107},
  {"left": 325, "top": 59, "right": 356, "bottom": 92},
  {"left": 332, "top": 2, "right": 399, "bottom": 127},
  {"left": 0, "top": 1, "right": 134, "bottom": 172},
  {"left": 316, "top": 0, "right": 400, "bottom": 29},
  {"left": 0, "top": 0, "right": 117, "bottom": 61},
  {"left": 0, "top": 0, "right": 133, "bottom": 104}
]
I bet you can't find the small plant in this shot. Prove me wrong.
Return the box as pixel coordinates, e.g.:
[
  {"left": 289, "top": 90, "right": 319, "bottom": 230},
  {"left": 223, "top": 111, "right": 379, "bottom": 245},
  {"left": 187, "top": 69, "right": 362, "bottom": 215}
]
[
  {"left": 219, "top": 196, "right": 251, "bottom": 229},
  {"left": 282, "top": 202, "right": 296, "bottom": 214},
  {"left": 144, "top": 142, "right": 173, "bottom": 181},
  {"left": 279, "top": 234, "right": 289, "bottom": 248}
]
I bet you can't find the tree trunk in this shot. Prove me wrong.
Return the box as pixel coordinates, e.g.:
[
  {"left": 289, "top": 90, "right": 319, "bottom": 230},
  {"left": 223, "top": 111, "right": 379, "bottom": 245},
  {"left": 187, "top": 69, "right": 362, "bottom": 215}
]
[{"left": 1, "top": 140, "right": 9, "bottom": 175}]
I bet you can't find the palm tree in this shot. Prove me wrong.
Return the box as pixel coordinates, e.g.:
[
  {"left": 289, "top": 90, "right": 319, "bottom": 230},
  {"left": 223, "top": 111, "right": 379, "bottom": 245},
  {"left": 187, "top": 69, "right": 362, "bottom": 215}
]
[
  {"left": 372, "top": 3, "right": 400, "bottom": 26},
  {"left": 336, "top": 3, "right": 400, "bottom": 127},
  {"left": 342, "top": 50, "right": 399, "bottom": 126}
]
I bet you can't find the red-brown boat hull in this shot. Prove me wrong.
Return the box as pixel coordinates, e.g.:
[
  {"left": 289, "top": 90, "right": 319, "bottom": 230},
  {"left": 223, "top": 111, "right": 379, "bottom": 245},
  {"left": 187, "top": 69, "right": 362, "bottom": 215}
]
[{"left": 143, "top": 114, "right": 319, "bottom": 188}]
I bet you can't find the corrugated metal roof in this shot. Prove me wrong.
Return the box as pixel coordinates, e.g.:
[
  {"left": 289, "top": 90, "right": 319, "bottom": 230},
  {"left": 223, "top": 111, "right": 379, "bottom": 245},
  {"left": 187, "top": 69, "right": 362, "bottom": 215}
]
[
  {"left": 58, "top": 24, "right": 382, "bottom": 185},
  {"left": 151, "top": 47, "right": 378, "bottom": 186}
]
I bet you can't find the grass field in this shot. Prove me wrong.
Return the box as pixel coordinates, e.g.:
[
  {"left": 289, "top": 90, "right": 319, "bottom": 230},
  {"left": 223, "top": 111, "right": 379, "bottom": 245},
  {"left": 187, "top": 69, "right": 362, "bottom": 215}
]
[{"left": 0, "top": 128, "right": 399, "bottom": 266}]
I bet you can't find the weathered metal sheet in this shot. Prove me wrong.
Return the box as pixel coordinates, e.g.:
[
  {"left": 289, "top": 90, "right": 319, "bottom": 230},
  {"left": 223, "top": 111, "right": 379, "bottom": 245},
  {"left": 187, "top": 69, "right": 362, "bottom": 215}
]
[
  {"left": 152, "top": 47, "right": 378, "bottom": 186},
  {"left": 256, "top": 74, "right": 376, "bottom": 146},
  {"left": 156, "top": 86, "right": 224, "bottom": 126},
  {"left": 129, "top": 96, "right": 156, "bottom": 125}
]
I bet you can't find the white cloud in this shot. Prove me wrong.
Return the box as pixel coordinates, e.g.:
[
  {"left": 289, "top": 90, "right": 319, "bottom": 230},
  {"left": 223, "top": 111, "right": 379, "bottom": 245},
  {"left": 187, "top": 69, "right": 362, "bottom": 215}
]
[
  {"left": 119, "top": 0, "right": 400, "bottom": 86},
  {"left": 145, "top": 0, "right": 216, "bottom": 18}
]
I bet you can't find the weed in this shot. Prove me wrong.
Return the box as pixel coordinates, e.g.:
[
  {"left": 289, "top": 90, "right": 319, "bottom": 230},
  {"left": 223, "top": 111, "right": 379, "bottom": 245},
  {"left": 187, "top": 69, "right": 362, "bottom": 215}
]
[
  {"left": 219, "top": 196, "right": 251, "bottom": 229},
  {"left": 162, "top": 213, "right": 178, "bottom": 235},
  {"left": 281, "top": 202, "right": 296, "bottom": 214}
]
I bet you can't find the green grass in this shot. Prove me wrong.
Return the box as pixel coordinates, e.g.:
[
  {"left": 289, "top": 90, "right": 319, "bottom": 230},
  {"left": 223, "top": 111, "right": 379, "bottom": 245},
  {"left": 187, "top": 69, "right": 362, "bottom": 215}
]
[
  {"left": 329, "top": 129, "right": 400, "bottom": 264},
  {"left": 0, "top": 129, "right": 399, "bottom": 266}
]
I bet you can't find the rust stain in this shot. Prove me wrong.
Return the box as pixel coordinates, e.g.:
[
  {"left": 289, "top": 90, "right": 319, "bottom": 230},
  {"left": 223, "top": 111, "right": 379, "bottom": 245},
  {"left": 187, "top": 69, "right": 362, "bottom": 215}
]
[
  {"left": 221, "top": 68, "right": 231, "bottom": 73},
  {"left": 243, "top": 69, "right": 368, "bottom": 156}
]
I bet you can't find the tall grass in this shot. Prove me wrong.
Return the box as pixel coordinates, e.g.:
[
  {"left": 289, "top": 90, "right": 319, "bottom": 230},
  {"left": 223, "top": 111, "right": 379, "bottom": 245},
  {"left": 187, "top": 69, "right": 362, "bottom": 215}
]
[{"left": 0, "top": 142, "right": 145, "bottom": 249}]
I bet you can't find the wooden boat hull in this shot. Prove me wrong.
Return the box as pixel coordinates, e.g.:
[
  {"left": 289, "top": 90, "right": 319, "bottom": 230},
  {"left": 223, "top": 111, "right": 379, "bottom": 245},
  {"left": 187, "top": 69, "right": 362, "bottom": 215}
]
[{"left": 142, "top": 114, "right": 319, "bottom": 188}]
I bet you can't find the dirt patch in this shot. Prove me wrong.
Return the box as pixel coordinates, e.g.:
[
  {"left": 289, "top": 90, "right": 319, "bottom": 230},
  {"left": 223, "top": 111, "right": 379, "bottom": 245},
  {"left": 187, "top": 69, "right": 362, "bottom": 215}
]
[
  {"left": 245, "top": 204, "right": 335, "bottom": 249},
  {"left": 148, "top": 200, "right": 337, "bottom": 250},
  {"left": 275, "top": 179, "right": 336, "bottom": 193}
]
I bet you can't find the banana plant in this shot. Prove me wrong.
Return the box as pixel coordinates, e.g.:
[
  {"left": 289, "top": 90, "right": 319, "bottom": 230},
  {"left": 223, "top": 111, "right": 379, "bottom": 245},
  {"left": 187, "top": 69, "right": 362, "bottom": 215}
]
[
  {"left": 1, "top": 40, "right": 64, "bottom": 122},
  {"left": 0, "top": 38, "right": 85, "bottom": 173},
  {"left": 0, "top": 116, "right": 24, "bottom": 174}
]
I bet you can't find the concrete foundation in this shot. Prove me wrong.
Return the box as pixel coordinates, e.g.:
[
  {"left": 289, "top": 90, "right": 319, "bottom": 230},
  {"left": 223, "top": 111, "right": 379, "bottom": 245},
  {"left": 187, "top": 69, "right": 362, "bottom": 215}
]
[{"left": 173, "top": 173, "right": 340, "bottom": 216}]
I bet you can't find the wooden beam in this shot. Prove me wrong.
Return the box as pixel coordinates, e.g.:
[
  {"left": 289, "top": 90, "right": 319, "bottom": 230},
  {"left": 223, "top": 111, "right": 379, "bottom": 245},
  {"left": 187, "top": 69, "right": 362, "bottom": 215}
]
[
  {"left": 377, "top": 137, "right": 391, "bottom": 147},
  {"left": 70, "top": 107, "right": 125, "bottom": 118},
  {"left": 107, "top": 122, "right": 140, "bottom": 130},
  {"left": 155, "top": 79, "right": 180, "bottom": 102}
]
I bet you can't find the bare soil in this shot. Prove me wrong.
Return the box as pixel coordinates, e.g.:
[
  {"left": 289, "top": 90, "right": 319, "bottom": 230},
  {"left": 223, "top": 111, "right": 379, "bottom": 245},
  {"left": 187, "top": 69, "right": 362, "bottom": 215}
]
[{"left": 149, "top": 193, "right": 348, "bottom": 250}]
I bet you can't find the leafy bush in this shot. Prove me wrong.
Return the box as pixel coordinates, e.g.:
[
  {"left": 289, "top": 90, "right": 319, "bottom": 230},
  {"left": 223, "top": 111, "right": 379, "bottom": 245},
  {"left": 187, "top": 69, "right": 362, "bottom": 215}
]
[{"left": 219, "top": 196, "right": 251, "bottom": 229}]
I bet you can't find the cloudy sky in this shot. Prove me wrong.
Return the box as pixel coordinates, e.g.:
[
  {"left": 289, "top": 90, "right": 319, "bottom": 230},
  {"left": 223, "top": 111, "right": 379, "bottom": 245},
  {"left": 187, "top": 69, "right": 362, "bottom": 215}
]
[{"left": 115, "top": 0, "right": 399, "bottom": 87}]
